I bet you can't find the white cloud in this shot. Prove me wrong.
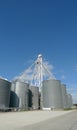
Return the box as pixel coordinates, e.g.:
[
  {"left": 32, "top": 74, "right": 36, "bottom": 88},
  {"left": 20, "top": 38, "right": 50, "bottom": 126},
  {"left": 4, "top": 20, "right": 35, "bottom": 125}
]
[
  {"left": 42, "top": 61, "right": 55, "bottom": 79},
  {"left": 61, "top": 75, "right": 66, "bottom": 80}
]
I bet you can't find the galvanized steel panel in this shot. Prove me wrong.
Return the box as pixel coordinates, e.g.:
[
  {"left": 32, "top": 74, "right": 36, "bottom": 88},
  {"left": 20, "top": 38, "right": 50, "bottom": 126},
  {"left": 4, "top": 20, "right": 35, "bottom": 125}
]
[
  {"left": 0, "top": 78, "right": 11, "bottom": 108},
  {"left": 29, "top": 86, "right": 39, "bottom": 109},
  {"left": 10, "top": 81, "right": 29, "bottom": 110},
  {"left": 61, "top": 84, "right": 67, "bottom": 108},
  {"left": 42, "top": 79, "right": 63, "bottom": 109},
  {"left": 67, "top": 94, "right": 73, "bottom": 108}
]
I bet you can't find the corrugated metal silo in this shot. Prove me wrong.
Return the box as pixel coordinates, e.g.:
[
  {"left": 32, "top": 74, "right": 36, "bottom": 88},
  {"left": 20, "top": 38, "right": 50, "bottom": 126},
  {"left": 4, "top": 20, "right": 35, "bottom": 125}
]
[
  {"left": 29, "top": 86, "right": 39, "bottom": 109},
  {"left": 10, "top": 82, "right": 18, "bottom": 108},
  {"left": 67, "top": 94, "right": 73, "bottom": 108},
  {"left": 61, "top": 84, "right": 67, "bottom": 108},
  {"left": 0, "top": 78, "right": 11, "bottom": 109},
  {"left": 10, "top": 80, "right": 29, "bottom": 110},
  {"left": 42, "top": 79, "right": 63, "bottom": 109}
]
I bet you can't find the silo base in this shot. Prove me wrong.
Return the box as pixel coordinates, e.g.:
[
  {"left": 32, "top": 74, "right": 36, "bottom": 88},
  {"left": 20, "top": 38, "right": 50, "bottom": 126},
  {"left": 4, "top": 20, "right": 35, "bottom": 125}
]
[{"left": 42, "top": 108, "right": 51, "bottom": 111}]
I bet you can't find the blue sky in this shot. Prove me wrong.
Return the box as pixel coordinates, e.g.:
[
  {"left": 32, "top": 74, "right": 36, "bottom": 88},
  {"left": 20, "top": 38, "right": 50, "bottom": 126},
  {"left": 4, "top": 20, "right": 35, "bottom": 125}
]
[{"left": 0, "top": 0, "right": 77, "bottom": 103}]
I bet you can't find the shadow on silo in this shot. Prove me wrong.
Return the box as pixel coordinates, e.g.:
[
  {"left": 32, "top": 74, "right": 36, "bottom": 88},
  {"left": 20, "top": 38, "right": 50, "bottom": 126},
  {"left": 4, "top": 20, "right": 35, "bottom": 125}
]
[
  {"left": 10, "top": 91, "right": 19, "bottom": 108},
  {"left": 28, "top": 89, "right": 33, "bottom": 109}
]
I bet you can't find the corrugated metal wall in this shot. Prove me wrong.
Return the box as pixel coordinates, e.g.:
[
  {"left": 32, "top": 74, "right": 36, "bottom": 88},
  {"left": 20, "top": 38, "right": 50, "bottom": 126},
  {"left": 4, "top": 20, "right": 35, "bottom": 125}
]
[
  {"left": 10, "top": 81, "right": 29, "bottom": 110},
  {"left": 29, "top": 86, "right": 39, "bottom": 109},
  {"left": 42, "top": 79, "right": 63, "bottom": 109},
  {"left": 61, "top": 84, "right": 67, "bottom": 108},
  {"left": 66, "top": 94, "right": 73, "bottom": 108},
  {"left": 0, "top": 78, "right": 11, "bottom": 109}
]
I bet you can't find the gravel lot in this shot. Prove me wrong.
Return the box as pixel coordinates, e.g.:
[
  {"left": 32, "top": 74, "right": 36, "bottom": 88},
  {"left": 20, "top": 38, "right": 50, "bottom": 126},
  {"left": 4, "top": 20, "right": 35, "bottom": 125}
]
[{"left": 0, "top": 110, "right": 73, "bottom": 130}]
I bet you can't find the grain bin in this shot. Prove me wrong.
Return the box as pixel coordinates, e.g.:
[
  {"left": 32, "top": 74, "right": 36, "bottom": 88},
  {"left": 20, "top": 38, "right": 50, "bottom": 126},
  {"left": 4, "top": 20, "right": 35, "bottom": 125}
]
[
  {"left": 0, "top": 78, "right": 11, "bottom": 109},
  {"left": 10, "top": 80, "right": 29, "bottom": 110},
  {"left": 61, "top": 84, "right": 67, "bottom": 108},
  {"left": 66, "top": 94, "right": 73, "bottom": 108},
  {"left": 42, "top": 79, "right": 63, "bottom": 109},
  {"left": 29, "top": 86, "right": 39, "bottom": 110}
]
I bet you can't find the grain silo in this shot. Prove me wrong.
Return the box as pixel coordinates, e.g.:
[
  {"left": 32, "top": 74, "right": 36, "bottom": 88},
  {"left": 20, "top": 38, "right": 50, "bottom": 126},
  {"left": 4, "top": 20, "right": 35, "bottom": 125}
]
[
  {"left": 29, "top": 86, "right": 39, "bottom": 110},
  {"left": 10, "top": 82, "right": 18, "bottom": 108},
  {"left": 42, "top": 79, "right": 63, "bottom": 110},
  {"left": 66, "top": 94, "right": 73, "bottom": 108},
  {"left": 61, "top": 84, "right": 67, "bottom": 108},
  {"left": 0, "top": 78, "right": 11, "bottom": 109},
  {"left": 10, "top": 80, "right": 29, "bottom": 110}
]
